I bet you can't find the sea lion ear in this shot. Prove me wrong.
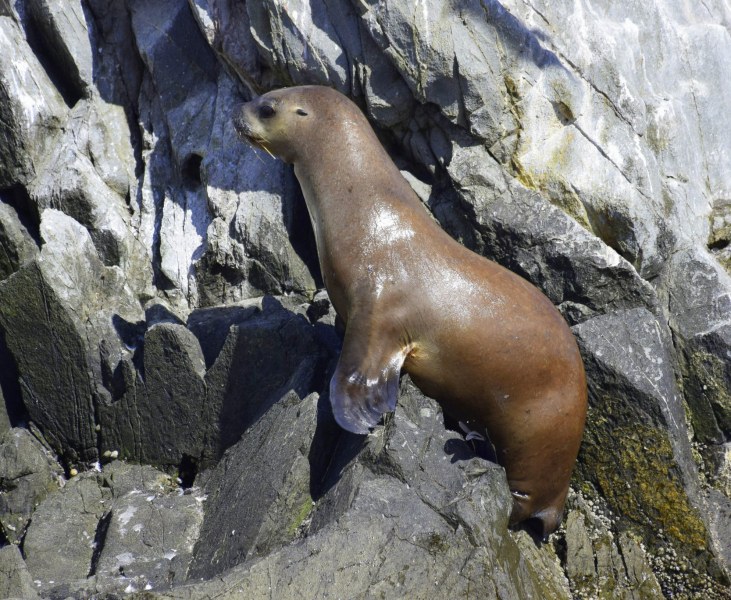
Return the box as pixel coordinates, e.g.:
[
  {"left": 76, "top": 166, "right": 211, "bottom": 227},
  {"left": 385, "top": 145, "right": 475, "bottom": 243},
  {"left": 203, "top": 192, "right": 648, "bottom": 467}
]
[
  {"left": 329, "top": 318, "right": 404, "bottom": 434},
  {"left": 296, "top": 108, "right": 308, "bottom": 116}
]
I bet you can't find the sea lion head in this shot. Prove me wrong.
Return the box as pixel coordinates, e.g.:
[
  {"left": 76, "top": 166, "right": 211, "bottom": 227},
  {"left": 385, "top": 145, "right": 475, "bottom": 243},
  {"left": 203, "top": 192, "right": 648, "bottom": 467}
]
[{"left": 234, "top": 86, "right": 354, "bottom": 164}]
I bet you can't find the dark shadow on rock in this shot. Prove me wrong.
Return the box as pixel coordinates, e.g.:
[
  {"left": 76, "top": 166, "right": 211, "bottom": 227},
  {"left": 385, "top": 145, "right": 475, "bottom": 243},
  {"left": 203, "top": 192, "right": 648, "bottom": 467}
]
[
  {"left": 111, "top": 314, "right": 146, "bottom": 350},
  {"left": 21, "top": 1, "right": 86, "bottom": 108},
  {"left": 87, "top": 510, "right": 112, "bottom": 578},
  {"left": 443, "top": 437, "right": 480, "bottom": 464},
  {"left": 308, "top": 381, "right": 367, "bottom": 502},
  {"left": 187, "top": 304, "right": 260, "bottom": 369},
  {"left": 443, "top": 410, "right": 548, "bottom": 543},
  {"left": 144, "top": 303, "right": 185, "bottom": 328},
  {"left": 86, "top": 2, "right": 217, "bottom": 292},
  {"left": 279, "top": 172, "right": 324, "bottom": 289},
  {"left": 443, "top": 412, "right": 499, "bottom": 465},
  {"left": 188, "top": 390, "right": 323, "bottom": 579},
  {"left": 178, "top": 453, "right": 198, "bottom": 489},
  {"left": 110, "top": 313, "right": 146, "bottom": 377},
  {"left": 295, "top": 297, "right": 364, "bottom": 502},
  {"left": 83, "top": 1, "right": 145, "bottom": 179},
  {"left": 103, "top": 296, "right": 334, "bottom": 470},
  {"left": 0, "top": 326, "right": 27, "bottom": 427},
  {"left": 428, "top": 162, "right": 484, "bottom": 247},
  {"left": 0, "top": 184, "right": 41, "bottom": 246},
  {"left": 513, "top": 518, "right": 551, "bottom": 545},
  {"left": 190, "top": 295, "right": 329, "bottom": 462},
  {"left": 464, "top": 0, "right": 567, "bottom": 71}
]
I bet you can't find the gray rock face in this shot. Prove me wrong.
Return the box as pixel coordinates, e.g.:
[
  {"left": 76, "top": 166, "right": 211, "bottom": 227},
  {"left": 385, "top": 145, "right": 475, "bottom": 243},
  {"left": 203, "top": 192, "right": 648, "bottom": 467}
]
[
  {"left": 98, "top": 296, "right": 323, "bottom": 469},
  {"left": 0, "top": 544, "right": 40, "bottom": 600},
  {"left": 93, "top": 486, "right": 203, "bottom": 590},
  {"left": 23, "top": 470, "right": 110, "bottom": 592},
  {"left": 1, "top": 0, "right": 730, "bottom": 597},
  {"left": 156, "top": 383, "right": 569, "bottom": 600},
  {"left": 445, "top": 143, "right": 659, "bottom": 322},
  {"left": 0, "top": 388, "right": 8, "bottom": 438},
  {"left": 20, "top": 461, "right": 205, "bottom": 598},
  {"left": 0, "top": 5, "right": 66, "bottom": 188},
  {"left": 99, "top": 322, "right": 208, "bottom": 467},
  {"left": 574, "top": 308, "right": 731, "bottom": 576},
  {"left": 0, "top": 260, "right": 99, "bottom": 464},
  {"left": 663, "top": 248, "right": 731, "bottom": 495},
  {"left": 563, "top": 508, "right": 665, "bottom": 599},
  {"left": 0, "top": 209, "right": 142, "bottom": 465},
  {"left": 0, "top": 200, "right": 37, "bottom": 281},
  {"left": 0, "top": 428, "right": 62, "bottom": 544},
  {"left": 189, "top": 391, "right": 319, "bottom": 578}
]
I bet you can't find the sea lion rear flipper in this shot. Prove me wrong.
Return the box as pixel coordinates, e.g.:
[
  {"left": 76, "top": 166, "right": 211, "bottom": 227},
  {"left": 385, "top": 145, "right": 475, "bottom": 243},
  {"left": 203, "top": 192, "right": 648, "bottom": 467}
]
[{"left": 329, "top": 320, "right": 405, "bottom": 435}]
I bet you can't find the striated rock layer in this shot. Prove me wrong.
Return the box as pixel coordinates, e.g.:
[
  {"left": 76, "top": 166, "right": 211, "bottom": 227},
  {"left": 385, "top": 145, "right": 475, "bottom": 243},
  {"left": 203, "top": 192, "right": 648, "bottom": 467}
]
[{"left": 0, "top": 0, "right": 730, "bottom": 598}]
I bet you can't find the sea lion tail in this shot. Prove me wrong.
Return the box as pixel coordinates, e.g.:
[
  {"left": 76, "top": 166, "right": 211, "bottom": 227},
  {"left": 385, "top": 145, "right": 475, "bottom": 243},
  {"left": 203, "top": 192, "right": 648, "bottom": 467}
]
[
  {"left": 528, "top": 506, "right": 564, "bottom": 541},
  {"left": 509, "top": 492, "right": 565, "bottom": 540}
]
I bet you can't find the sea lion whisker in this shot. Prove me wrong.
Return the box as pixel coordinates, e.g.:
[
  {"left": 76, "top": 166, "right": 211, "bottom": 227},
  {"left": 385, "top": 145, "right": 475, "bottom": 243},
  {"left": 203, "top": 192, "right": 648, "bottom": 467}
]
[{"left": 259, "top": 143, "right": 276, "bottom": 159}]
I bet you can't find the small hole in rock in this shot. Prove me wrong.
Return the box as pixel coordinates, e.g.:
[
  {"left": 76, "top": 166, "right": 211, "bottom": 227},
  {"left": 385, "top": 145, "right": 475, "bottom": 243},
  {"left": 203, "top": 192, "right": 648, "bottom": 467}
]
[
  {"left": 708, "top": 237, "right": 730, "bottom": 251},
  {"left": 178, "top": 454, "right": 198, "bottom": 488},
  {"left": 181, "top": 153, "right": 204, "bottom": 189}
]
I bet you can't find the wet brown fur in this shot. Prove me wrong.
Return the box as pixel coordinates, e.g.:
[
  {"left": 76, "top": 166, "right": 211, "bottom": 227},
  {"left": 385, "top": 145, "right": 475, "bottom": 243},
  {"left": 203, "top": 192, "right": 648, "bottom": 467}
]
[{"left": 234, "top": 86, "right": 588, "bottom": 536}]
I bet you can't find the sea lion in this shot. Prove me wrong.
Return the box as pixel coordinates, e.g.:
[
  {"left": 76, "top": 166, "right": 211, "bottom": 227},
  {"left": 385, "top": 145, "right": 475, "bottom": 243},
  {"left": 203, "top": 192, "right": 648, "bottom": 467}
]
[{"left": 233, "top": 85, "right": 587, "bottom": 536}]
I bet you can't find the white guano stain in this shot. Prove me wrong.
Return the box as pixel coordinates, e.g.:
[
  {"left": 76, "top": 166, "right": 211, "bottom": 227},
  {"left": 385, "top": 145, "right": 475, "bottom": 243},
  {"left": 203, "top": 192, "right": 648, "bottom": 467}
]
[{"left": 117, "top": 505, "right": 137, "bottom": 536}]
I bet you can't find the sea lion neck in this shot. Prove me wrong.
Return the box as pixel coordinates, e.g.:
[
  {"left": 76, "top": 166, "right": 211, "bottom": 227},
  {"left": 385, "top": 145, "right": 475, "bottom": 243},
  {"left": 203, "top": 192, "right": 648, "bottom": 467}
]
[{"left": 293, "top": 114, "right": 409, "bottom": 214}]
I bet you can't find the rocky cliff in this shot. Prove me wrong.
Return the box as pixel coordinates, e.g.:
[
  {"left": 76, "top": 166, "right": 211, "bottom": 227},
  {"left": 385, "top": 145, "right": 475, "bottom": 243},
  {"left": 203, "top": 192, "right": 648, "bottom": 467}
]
[{"left": 1, "top": 0, "right": 730, "bottom": 598}]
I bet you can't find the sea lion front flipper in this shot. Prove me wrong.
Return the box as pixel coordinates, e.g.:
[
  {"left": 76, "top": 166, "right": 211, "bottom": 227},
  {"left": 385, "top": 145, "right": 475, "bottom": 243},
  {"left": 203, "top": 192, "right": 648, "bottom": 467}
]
[{"left": 329, "top": 319, "right": 405, "bottom": 435}]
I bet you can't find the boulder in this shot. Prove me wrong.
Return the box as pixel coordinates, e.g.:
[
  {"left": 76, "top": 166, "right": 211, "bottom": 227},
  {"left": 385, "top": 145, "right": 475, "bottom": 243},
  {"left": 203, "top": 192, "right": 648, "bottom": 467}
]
[
  {"left": 99, "top": 296, "right": 324, "bottom": 469},
  {"left": 0, "top": 210, "right": 143, "bottom": 465},
  {"left": 0, "top": 261, "right": 99, "bottom": 464},
  {"left": 189, "top": 391, "right": 319, "bottom": 578},
  {"left": 93, "top": 482, "right": 204, "bottom": 590},
  {"left": 0, "top": 8, "right": 66, "bottom": 188},
  {"left": 21, "top": 461, "right": 205, "bottom": 598},
  {"left": 99, "top": 322, "right": 207, "bottom": 467},
  {"left": 662, "top": 249, "right": 731, "bottom": 453},
  {"left": 574, "top": 308, "right": 731, "bottom": 578},
  {"left": 23, "top": 470, "right": 110, "bottom": 595},
  {"left": 0, "top": 328, "right": 23, "bottom": 432},
  {"left": 0, "top": 427, "right": 63, "bottom": 544},
  {"left": 195, "top": 297, "right": 324, "bottom": 460},
  {"left": 0, "top": 545, "right": 40, "bottom": 600},
  {"left": 0, "top": 200, "right": 38, "bottom": 281},
  {"left": 21, "top": 0, "right": 94, "bottom": 102},
  {"left": 147, "top": 382, "right": 570, "bottom": 599}
]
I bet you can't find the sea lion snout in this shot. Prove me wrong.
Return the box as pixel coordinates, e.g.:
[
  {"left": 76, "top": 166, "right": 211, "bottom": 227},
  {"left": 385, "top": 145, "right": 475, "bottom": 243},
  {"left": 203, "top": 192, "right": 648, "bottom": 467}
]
[
  {"left": 232, "top": 90, "right": 309, "bottom": 163},
  {"left": 232, "top": 103, "right": 256, "bottom": 141}
]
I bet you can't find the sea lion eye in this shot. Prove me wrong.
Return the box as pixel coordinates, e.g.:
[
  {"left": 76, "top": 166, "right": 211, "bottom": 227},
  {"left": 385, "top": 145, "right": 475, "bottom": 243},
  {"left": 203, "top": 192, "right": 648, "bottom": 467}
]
[
  {"left": 259, "top": 104, "right": 276, "bottom": 118},
  {"left": 296, "top": 108, "right": 308, "bottom": 116}
]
